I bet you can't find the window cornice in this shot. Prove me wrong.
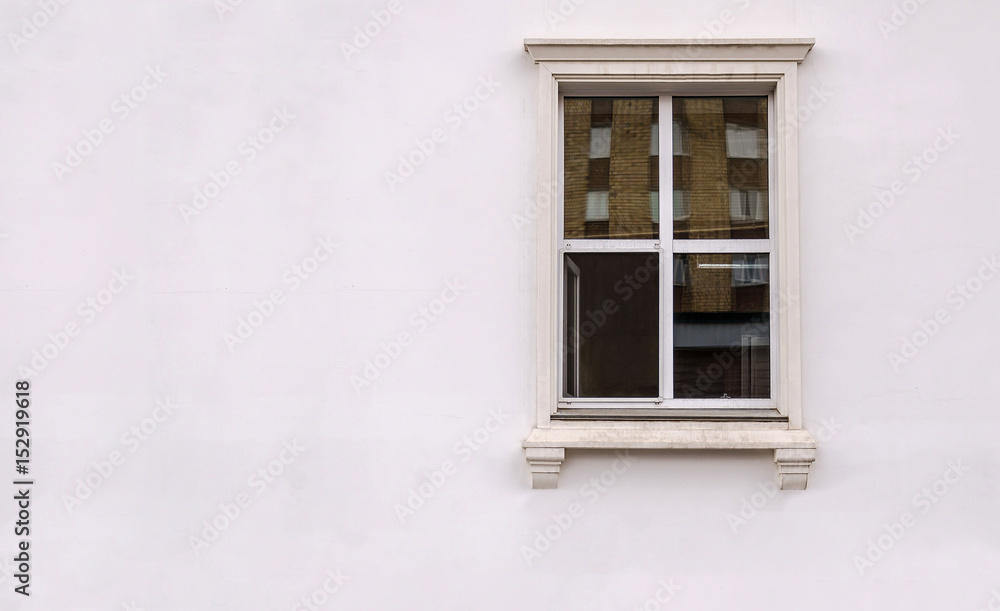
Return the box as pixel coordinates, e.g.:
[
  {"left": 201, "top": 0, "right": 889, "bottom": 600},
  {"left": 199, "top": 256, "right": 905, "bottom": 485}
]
[{"left": 523, "top": 38, "right": 815, "bottom": 64}]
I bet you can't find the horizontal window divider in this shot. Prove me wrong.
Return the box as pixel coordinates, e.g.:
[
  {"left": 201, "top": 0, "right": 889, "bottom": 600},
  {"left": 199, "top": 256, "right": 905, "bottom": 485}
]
[
  {"left": 563, "top": 239, "right": 661, "bottom": 252},
  {"left": 672, "top": 239, "right": 770, "bottom": 253}
]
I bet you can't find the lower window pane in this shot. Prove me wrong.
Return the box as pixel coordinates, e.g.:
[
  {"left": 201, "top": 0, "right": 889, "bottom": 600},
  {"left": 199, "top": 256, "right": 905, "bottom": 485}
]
[
  {"left": 564, "top": 253, "right": 659, "bottom": 398},
  {"left": 673, "top": 253, "right": 770, "bottom": 398}
]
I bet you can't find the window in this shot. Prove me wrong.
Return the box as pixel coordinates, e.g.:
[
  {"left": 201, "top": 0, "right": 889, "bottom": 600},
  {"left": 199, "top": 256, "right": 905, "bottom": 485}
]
[
  {"left": 523, "top": 39, "right": 818, "bottom": 491},
  {"left": 561, "top": 94, "right": 775, "bottom": 405}
]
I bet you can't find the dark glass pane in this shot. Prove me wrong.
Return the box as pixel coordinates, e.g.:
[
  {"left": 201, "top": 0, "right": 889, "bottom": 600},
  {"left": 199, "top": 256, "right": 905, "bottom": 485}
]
[
  {"left": 564, "top": 257, "right": 580, "bottom": 397},
  {"left": 564, "top": 253, "right": 659, "bottom": 398},
  {"left": 564, "top": 98, "right": 659, "bottom": 239},
  {"left": 673, "top": 254, "right": 770, "bottom": 398},
  {"left": 672, "top": 97, "right": 768, "bottom": 239}
]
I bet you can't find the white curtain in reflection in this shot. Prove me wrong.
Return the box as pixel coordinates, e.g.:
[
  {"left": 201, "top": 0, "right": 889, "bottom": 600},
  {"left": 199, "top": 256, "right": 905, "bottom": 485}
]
[
  {"left": 732, "top": 254, "right": 769, "bottom": 286},
  {"left": 725, "top": 123, "right": 762, "bottom": 158}
]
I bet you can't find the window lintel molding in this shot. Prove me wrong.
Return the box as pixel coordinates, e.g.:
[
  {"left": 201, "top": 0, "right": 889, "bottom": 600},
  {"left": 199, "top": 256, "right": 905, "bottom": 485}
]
[{"left": 524, "top": 38, "right": 815, "bottom": 64}]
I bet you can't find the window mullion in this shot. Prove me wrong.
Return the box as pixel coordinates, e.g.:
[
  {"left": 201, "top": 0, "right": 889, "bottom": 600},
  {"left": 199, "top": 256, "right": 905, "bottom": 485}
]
[{"left": 660, "top": 95, "right": 673, "bottom": 400}]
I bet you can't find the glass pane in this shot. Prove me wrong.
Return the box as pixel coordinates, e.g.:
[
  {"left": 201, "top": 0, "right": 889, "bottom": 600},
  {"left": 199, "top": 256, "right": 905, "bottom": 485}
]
[
  {"left": 673, "top": 253, "right": 770, "bottom": 398},
  {"left": 563, "top": 253, "right": 659, "bottom": 398},
  {"left": 672, "top": 97, "right": 768, "bottom": 239},
  {"left": 564, "top": 98, "right": 659, "bottom": 239},
  {"left": 564, "top": 257, "right": 580, "bottom": 397}
]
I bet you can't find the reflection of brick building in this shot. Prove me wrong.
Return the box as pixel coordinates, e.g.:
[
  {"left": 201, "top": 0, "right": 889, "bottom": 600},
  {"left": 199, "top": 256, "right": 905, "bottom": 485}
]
[
  {"left": 564, "top": 98, "right": 657, "bottom": 239},
  {"left": 673, "top": 97, "right": 768, "bottom": 242},
  {"left": 671, "top": 97, "right": 770, "bottom": 398},
  {"left": 674, "top": 252, "right": 770, "bottom": 398},
  {"left": 673, "top": 97, "right": 769, "bottom": 318}
]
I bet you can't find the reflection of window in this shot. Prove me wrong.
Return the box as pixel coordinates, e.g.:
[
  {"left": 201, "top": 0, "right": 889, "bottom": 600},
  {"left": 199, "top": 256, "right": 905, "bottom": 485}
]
[
  {"left": 564, "top": 256, "right": 581, "bottom": 397},
  {"left": 585, "top": 191, "right": 609, "bottom": 221},
  {"left": 584, "top": 191, "right": 610, "bottom": 236},
  {"left": 672, "top": 119, "right": 687, "bottom": 155},
  {"left": 673, "top": 190, "right": 690, "bottom": 220},
  {"left": 730, "top": 188, "right": 766, "bottom": 221},
  {"left": 649, "top": 192, "right": 659, "bottom": 224},
  {"left": 741, "top": 335, "right": 769, "bottom": 397},
  {"left": 673, "top": 255, "right": 688, "bottom": 286},
  {"left": 726, "top": 123, "right": 763, "bottom": 158},
  {"left": 589, "top": 126, "right": 611, "bottom": 158},
  {"left": 564, "top": 97, "right": 658, "bottom": 240},
  {"left": 732, "top": 254, "right": 769, "bottom": 286}
]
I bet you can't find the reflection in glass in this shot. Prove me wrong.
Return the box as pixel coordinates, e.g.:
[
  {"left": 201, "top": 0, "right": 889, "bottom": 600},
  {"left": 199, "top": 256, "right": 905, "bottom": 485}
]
[
  {"left": 673, "top": 97, "right": 768, "bottom": 239},
  {"left": 564, "top": 256, "right": 580, "bottom": 397},
  {"left": 564, "top": 98, "right": 659, "bottom": 239},
  {"left": 673, "top": 254, "right": 770, "bottom": 398},
  {"left": 563, "top": 253, "right": 659, "bottom": 398}
]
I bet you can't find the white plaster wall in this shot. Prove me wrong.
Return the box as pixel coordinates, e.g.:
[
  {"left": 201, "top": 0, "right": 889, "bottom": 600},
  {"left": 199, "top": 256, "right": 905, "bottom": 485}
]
[{"left": 1, "top": 0, "right": 998, "bottom": 609}]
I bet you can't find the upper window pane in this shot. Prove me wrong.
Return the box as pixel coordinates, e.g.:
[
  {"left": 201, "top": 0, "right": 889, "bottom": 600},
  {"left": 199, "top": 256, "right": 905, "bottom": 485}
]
[
  {"left": 673, "top": 97, "right": 768, "bottom": 240},
  {"left": 564, "top": 98, "right": 658, "bottom": 240}
]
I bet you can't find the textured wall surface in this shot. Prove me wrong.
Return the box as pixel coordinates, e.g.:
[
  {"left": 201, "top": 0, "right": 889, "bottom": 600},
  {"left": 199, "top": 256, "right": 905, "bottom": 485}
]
[{"left": 1, "top": 0, "right": 998, "bottom": 609}]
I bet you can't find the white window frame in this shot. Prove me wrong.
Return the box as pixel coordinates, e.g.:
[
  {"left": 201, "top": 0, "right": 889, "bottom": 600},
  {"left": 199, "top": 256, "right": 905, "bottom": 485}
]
[
  {"left": 557, "top": 94, "right": 776, "bottom": 410},
  {"left": 523, "top": 39, "right": 818, "bottom": 491}
]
